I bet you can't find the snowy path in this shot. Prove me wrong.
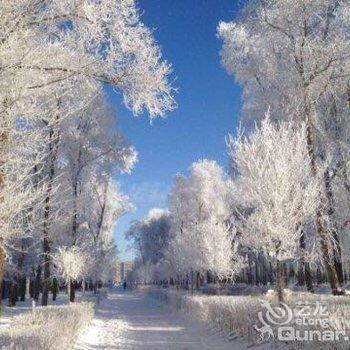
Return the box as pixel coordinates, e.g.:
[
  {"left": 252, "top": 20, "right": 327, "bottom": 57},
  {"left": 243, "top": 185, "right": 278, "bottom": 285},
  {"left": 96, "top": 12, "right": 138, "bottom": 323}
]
[{"left": 74, "top": 289, "right": 246, "bottom": 350}]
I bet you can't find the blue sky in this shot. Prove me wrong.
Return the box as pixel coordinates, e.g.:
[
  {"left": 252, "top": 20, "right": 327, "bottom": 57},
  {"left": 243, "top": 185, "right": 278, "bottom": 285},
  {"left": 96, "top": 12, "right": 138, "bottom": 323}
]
[{"left": 107, "top": 1, "right": 243, "bottom": 260}]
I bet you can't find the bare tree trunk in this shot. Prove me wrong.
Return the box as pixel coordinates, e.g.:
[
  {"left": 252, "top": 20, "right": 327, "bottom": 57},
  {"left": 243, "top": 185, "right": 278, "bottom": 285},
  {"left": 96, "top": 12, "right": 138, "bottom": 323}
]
[
  {"left": 298, "top": 232, "right": 314, "bottom": 292},
  {"left": 42, "top": 210, "right": 52, "bottom": 306},
  {"left": 283, "top": 263, "right": 289, "bottom": 286},
  {"left": 326, "top": 98, "right": 346, "bottom": 285},
  {"left": 254, "top": 253, "right": 259, "bottom": 285},
  {"left": 261, "top": 254, "right": 268, "bottom": 286},
  {"left": 0, "top": 99, "right": 37, "bottom": 312},
  {"left": 297, "top": 261, "right": 305, "bottom": 286},
  {"left": 332, "top": 233, "right": 344, "bottom": 285},
  {"left": 86, "top": 181, "right": 109, "bottom": 301},
  {"left": 29, "top": 275, "right": 35, "bottom": 298},
  {"left": 247, "top": 253, "right": 253, "bottom": 284},
  {"left": 34, "top": 263, "right": 41, "bottom": 301},
  {"left": 305, "top": 122, "right": 342, "bottom": 294},
  {"left": 42, "top": 136, "right": 53, "bottom": 306},
  {"left": 195, "top": 272, "right": 201, "bottom": 290},
  {"left": 190, "top": 270, "right": 194, "bottom": 294},
  {"left": 0, "top": 113, "right": 10, "bottom": 314},
  {"left": 17, "top": 249, "right": 26, "bottom": 302},
  {"left": 69, "top": 279, "right": 75, "bottom": 302},
  {"left": 294, "top": 30, "right": 343, "bottom": 294},
  {"left": 316, "top": 266, "right": 323, "bottom": 285},
  {"left": 276, "top": 260, "right": 285, "bottom": 305},
  {"left": 42, "top": 108, "right": 60, "bottom": 306},
  {"left": 93, "top": 280, "right": 98, "bottom": 294},
  {"left": 8, "top": 281, "right": 18, "bottom": 307},
  {"left": 42, "top": 235, "right": 51, "bottom": 306},
  {"left": 82, "top": 278, "right": 86, "bottom": 296},
  {"left": 324, "top": 168, "right": 344, "bottom": 285},
  {"left": 0, "top": 246, "right": 5, "bottom": 313},
  {"left": 52, "top": 277, "right": 58, "bottom": 301},
  {"left": 305, "top": 262, "right": 313, "bottom": 293},
  {"left": 19, "top": 277, "right": 26, "bottom": 302},
  {"left": 69, "top": 177, "right": 80, "bottom": 303}
]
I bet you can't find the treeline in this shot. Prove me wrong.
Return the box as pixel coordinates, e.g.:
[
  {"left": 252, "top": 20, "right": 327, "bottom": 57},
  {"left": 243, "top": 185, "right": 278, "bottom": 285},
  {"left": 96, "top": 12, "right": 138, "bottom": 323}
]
[{"left": 0, "top": 0, "right": 174, "bottom": 311}]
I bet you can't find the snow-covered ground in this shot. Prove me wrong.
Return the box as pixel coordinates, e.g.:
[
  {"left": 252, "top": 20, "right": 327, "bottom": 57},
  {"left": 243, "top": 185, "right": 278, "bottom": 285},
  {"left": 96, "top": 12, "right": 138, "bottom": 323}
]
[
  {"left": 0, "top": 290, "right": 97, "bottom": 328},
  {"left": 0, "top": 292, "right": 71, "bottom": 330},
  {"left": 3, "top": 288, "right": 348, "bottom": 349},
  {"left": 0, "top": 292, "right": 94, "bottom": 349},
  {"left": 74, "top": 289, "right": 270, "bottom": 350}
]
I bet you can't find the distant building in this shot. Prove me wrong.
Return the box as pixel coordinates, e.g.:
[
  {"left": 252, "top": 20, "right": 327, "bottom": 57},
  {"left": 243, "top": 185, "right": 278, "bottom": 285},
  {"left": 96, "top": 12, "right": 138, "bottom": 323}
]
[
  {"left": 115, "top": 260, "right": 134, "bottom": 283},
  {"left": 115, "top": 261, "right": 122, "bottom": 283}
]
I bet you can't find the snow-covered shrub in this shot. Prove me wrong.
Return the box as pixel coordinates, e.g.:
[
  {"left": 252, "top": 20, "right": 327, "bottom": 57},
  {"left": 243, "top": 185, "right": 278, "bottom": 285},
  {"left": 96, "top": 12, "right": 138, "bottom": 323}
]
[
  {"left": 201, "top": 282, "right": 268, "bottom": 296},
  {"left": 149, "top": 287, "right": 350, "bottom": 349},
  {"left": 0, "top": 302, "right": 93, "bottom": 350},
  {"left": 148, "top": 287, "right": 261, "bottom": 338}
]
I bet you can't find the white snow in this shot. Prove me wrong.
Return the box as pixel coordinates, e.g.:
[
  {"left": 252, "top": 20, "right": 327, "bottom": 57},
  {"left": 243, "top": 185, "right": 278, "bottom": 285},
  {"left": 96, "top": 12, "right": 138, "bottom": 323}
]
[
  {"left": 0, "top": 298, "right": 93, "bottom": 350},
  {"left": 74, "top": 289, "right": 265, "bottom": 350}
]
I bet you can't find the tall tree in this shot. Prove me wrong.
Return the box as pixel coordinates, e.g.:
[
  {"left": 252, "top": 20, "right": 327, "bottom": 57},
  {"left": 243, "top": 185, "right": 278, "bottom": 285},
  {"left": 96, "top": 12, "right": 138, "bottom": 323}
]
[
  {"left": 166, "top": 160, "right": 237, "bottom": 283},
  {"left": 0, "top": 0, "right": 175, "bottom": 300},
  {"left": 218, "top": 0, "right": 350, "bottom": 293},
  {"left": 228, "top": 116, "right": 322, "bottom": 303}
]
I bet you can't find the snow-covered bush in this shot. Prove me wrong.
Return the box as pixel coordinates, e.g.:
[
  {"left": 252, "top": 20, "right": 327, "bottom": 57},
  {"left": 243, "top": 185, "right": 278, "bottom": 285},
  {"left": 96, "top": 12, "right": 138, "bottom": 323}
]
[
  {"left": 0, "top": 302, "right": 93, "bottom": 350},
  {"left": 148, "top": 287, "right": 261, "bottom": 339},
  {"left": 148, "top": 287, "right": 350, "bottom": 349}
]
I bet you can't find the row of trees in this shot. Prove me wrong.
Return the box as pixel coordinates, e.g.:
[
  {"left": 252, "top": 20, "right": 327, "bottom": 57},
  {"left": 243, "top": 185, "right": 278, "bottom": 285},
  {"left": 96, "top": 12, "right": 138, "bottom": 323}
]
[
  {"left": 127, "top": 0, "right": 350, "bottom": 303},
  {"left": 0, "top": 0, "right": 175, "bottom": 310}
]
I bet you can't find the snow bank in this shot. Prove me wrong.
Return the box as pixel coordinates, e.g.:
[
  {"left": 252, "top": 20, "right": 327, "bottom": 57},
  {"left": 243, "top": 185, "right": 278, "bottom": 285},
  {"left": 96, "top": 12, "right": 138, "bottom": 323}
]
[
  {"left": 201, "top": 282, "right": 268, "bottom": 296},
  {"left": 0, "top": 302, "right": 94, "bottom": 350},
  {"left": 148, "top": 287, "right": 350, "bottom": 349},
  {"left": 149, "top": 288, "right": 261, "bottom": 339}
]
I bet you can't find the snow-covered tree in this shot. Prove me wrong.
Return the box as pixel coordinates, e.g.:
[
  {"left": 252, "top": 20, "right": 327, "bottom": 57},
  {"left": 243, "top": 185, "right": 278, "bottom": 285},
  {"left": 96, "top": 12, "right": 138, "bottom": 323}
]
[
  {"left": 50, "top": 91, "right": 137, "bottom": 302},
  {"left": 228, "top": 116, "right": 322, "bottom": 302},
  {"left": 53, "top": 246, "right": 88, "bottom": 283},
  {"left": 167, "top": 160, "right": 237, "bottom": 283},
  {"left": 217, "top": 0, "right": 349, "bottom": 126},
  {"left": 0, "top": 120, "right": 50, "bottom": 309},
  {"left": 218, "top": 0, "right": 349, "bottom": 294},
  {"left": 0, "top": 0, "right": 175, "bottom": 298},
  {"left": 83, "top": 180, "right": 133, "bottom": 289},
  {"left": 126, "top": 208, "right": 172, "bottom": 265},
  {"left": 0, "top": 0, "right": 175, "bottom": 118},
  {"left": 126, "top": 208, "right": 172, "bottom": 282}
]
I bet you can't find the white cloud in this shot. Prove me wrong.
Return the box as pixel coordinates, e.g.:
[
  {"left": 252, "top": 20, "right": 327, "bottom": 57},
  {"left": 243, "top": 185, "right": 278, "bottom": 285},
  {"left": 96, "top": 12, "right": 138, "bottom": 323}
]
[{"left": 127, "top": 181, "right": 168, "bottom": 208}]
